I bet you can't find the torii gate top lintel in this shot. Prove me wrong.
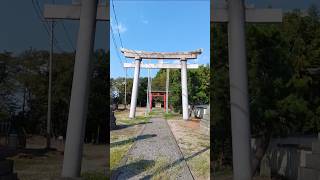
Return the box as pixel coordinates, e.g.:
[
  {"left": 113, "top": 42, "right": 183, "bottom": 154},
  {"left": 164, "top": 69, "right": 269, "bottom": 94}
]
[{"left": 120, "top": 48, "right": 202, "bottom": 60}]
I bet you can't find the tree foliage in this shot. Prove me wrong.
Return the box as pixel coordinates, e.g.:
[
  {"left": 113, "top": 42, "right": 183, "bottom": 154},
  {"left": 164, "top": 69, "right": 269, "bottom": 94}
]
[
  {"left": 212, "top": 7, "right": 320, "bottom": 171},
  {"left": 0, "top": 49, "right": 109, "bottom": 143}
]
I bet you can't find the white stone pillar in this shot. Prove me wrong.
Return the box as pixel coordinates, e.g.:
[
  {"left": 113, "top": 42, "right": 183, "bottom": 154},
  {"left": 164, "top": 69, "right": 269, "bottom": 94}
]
[
  {"left": 62, "top": 0, "right": 97, "bottom": 177},
  {"left": 129, "top": 58, "right": 141, "bottom": 119},
  {"left": 228, "top": 0, "right": 252, "bottom": 179},
  {"left": 180, "top": 59, "right": 189, "bottom": 120}
]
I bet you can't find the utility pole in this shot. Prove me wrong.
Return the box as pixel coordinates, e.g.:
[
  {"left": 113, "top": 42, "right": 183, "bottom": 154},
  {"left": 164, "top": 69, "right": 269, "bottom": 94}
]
[
  {"left": 124, "top": 68, "right": 127, "bottom": 109},
  {"left": 147, "top": 68, "right": 151, "bottom": 113},
  {"left": 166, "top": 68, "right": 169, "bottom": 113},
  {"left": 46, "top": 0, "right": 55, "bottom": 150}
]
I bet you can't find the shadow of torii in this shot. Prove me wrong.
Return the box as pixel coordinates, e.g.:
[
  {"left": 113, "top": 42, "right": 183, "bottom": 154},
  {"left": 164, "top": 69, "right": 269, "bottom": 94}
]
[
  {"left": 110, "top": 134, "right": 157, "bottom": 148},
  {"left": 111, "top": 160, "right": 156, "bottom": 180},
  {"left": 142, "top": 147, "right": 209, "bottom": 179}
]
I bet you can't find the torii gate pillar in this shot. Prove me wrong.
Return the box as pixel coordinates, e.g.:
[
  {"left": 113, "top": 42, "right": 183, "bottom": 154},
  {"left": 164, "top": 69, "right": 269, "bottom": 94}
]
[
  {"left": 44, "top": 0, "right": 109, "bottom": 177},
  {"left": 180, "top": 58, "right": 189, "bottom": 120},
  {"left": 122, "top": 48, "right": 201, "bottom": 120},
  {"left": 228, "top": 0, "right": 251, "bottom": 179},
  {"left": 213, "top": 0, "right": 282, "bottom": 179},
  {"left": 129, "top": 58, "right": 142, "bottom": 118}
]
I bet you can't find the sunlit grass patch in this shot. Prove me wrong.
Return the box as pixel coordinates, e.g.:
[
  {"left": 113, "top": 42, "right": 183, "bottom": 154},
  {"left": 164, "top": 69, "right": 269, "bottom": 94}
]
[
  {"left": 163, "top": 112, "right": 182, "bottom": 120},
  {"left": 110, "top": 140, "right": 134, "bottom": 171},
  {"left": 186, "top": 149, "right": 210, "bottom": 179},
  {"left": 110, "top": 116, "right": 149, "bottom": 171},
  {"left": 116, "top": 115, "right": 150, "bottom": 126},
  {"left": 151, "top": 156, "right": 182, "bottom": 180}
]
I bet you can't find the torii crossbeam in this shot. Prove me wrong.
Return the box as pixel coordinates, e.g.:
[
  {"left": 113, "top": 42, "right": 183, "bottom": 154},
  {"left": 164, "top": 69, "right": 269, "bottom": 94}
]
[
  {"left": 121, "top": 48, "right": 202, "bottom": 120},
  {"left": 212, "top": 0, "right": 282, "bottom": 179}
]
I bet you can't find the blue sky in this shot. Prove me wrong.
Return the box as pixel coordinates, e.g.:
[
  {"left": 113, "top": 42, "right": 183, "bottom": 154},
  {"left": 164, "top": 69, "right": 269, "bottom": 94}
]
[
  {"left": 110, "top": 0, "right": 210, "bottom": 78},
  {"left": 0, "top": 0, "right": 108, "bottom": 54},
  {"left": 1, "top": 1, "right": 319, "bottom": 57}
]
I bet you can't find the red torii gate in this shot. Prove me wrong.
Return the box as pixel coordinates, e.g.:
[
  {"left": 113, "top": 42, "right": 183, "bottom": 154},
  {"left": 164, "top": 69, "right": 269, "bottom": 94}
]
[{"left": 149, "top": 91, "right": 168, "bottom": 112}]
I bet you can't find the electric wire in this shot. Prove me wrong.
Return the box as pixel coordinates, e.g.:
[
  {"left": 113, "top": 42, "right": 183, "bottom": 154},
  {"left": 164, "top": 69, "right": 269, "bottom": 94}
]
[{"left": 31, "top": 0, "right": 64, "bottom": 52}]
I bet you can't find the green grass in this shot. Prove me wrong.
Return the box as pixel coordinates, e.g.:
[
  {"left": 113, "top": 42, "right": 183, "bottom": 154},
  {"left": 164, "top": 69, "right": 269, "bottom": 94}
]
[
  {"left": 110, "top": 139, "right": 134, "bottom": 170},
  {"left": 110, "top": 116, "right": 150, "bottom": 171},
  {"left": 81, "top": 171, "right": 108, "bottom": 180},
  {"left": 187, "top": 149, "right": 210, "bottom": 179},
  {"left": 163, "top": 112, "right": 181, "bottom": 120},
  {"left": 117, "top": 115, "right": 150, "bottom": 126}
]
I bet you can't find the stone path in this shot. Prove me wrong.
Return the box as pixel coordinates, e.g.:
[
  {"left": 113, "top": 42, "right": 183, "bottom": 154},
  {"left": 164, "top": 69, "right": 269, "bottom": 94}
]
[{"left": 112, "top": 117, "right": 194, "bottom": 180}]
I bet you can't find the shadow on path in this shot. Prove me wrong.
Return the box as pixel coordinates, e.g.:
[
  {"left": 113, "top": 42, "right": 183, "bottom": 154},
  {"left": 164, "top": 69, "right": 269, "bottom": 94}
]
[
  {"left": 141, "top": 147, "right": 210, "bottom": 179},
  {"left": 113, "top": 121, "right": 152, "bottom": 130},
  {"left": 110, "top": 134, "right": 157, "bottom": 148},
  {"left": 111, "top": 159, "right": 155, "bottom": 180}
]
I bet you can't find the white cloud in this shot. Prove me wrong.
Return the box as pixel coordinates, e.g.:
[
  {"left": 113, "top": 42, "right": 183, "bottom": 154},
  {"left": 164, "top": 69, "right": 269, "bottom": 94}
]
[
  {"left": 113, "top": 22, "right": 127, "bottom": 33},
  {"left": 142, "top": 20, "right": 149, "bottom": 24}
]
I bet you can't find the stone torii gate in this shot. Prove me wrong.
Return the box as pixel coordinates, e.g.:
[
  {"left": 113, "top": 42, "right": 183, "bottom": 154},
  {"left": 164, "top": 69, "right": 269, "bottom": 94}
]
[
  {"left": 212, "top": 0, "right": 282, "bottom": 179},
  {"left": 44, "top": 0, "right": 108, "bottom": 178},
  {"left": 124, "top": 62, "right": 199, "bottom": 113},
  {"left": 121, "top": 48, "right": 202, "bottom": 120}
]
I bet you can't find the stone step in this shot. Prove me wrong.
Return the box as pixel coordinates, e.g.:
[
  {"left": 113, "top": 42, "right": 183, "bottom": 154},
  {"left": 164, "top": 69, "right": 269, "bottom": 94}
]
[
  {"left": 0, "top": 160, "right": 13, "bottom": 176},
  {"left": 313, "top": 141, "right": 320, "bottom": 154},
  {"left": 306, "top": 154, "right": 320, "bottom": 170},
  {"left": 298, "top": 167, "right": 320, "bottom": 180}
]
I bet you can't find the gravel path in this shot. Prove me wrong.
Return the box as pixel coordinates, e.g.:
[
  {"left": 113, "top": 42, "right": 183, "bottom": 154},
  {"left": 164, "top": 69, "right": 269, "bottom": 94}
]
[{"left": 112, "top": 118, "right": 194, "bottom": 180}]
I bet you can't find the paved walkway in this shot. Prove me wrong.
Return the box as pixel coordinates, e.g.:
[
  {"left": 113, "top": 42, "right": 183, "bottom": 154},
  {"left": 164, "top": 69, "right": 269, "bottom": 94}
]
[{"left": 112, "top": 117, "right": 194, "bottom": 180}]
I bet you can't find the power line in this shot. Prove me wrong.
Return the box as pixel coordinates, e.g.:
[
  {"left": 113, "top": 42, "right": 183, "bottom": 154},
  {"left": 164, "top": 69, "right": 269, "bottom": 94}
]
[
  {"left": 60, "top": 22, "right": 76, "bottom": 52},
  {"left": 31, "top": 0, "right": 64, "bottom": 52},
  {"left": 110, "top": 24, "right": 125, "bottom": 68},
  {"left": 111, "top": 0, "right": 124, "bottom": 48}
]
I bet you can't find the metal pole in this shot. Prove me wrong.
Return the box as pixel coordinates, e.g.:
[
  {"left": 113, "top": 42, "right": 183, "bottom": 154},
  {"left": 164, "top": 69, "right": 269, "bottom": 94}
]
[
  {"left": 228, "top": 0, "right": 252, "bottom": 179},
  {"left": 46, "top": 17, "right": 54, "bottom": 150},
  {"left": 166, "top": 68, "right": 169, "bottom": 113},
  {"left": 124, "top": 68, "right": 127, "bottom": 109},
  {"left": 180, "top": 59, "right": 189, "bottom": 120},
  {"left": 62, "top": 0, "right": 98, "bottom": 177},
  {"left": 129, "top": 58, "right": 141, "bottom": 119}
]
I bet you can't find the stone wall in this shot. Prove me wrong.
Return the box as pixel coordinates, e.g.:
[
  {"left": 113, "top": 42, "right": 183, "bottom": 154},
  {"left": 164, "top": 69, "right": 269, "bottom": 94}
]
[
  {"left": 200, "top": 105, "right": 210, "bottom": 135},
  {"left": 298, "top": 141, "right": 320, "bottom": 180},
  {"left": 259, "top": 136, "right": 319, "bottom": 180}
]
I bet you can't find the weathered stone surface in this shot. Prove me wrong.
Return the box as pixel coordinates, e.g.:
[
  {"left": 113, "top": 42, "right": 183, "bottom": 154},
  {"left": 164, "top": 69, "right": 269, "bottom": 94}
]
[
  {"left": 306, "top": 154, "right": 320, "bottom": 170},
  {"left": 110, "top": 106, "right": 116, "bottom": 130},
  {"left": 121, "top": 48, "right": 202, "bottom": 60},
  {"left": 200, "top": 105, "right": 210, "bottom": 135},
  {"left": 313, "top": 141, "right": 320, "bottom": 154},
  {"left": 298, "top": 167, "right": 320, "bottom": 180}
]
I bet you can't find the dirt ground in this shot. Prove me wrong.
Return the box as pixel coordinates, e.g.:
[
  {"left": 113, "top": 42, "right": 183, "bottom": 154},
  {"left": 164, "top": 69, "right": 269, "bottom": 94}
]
[{"left": 0, "top": 136, "right": 107, "bottom": 180}]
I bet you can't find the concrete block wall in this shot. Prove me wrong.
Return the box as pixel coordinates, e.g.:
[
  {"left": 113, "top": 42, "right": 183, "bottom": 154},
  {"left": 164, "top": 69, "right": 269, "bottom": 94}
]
[
  {"left": 298, "top": 141, "right": 320, "bottom": 180},
  {"left": 259, "top": 136, "right": 318, "bottom": 180},
  {"left": 200, "top": 105, "right": 210, "bottom": 135}
]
